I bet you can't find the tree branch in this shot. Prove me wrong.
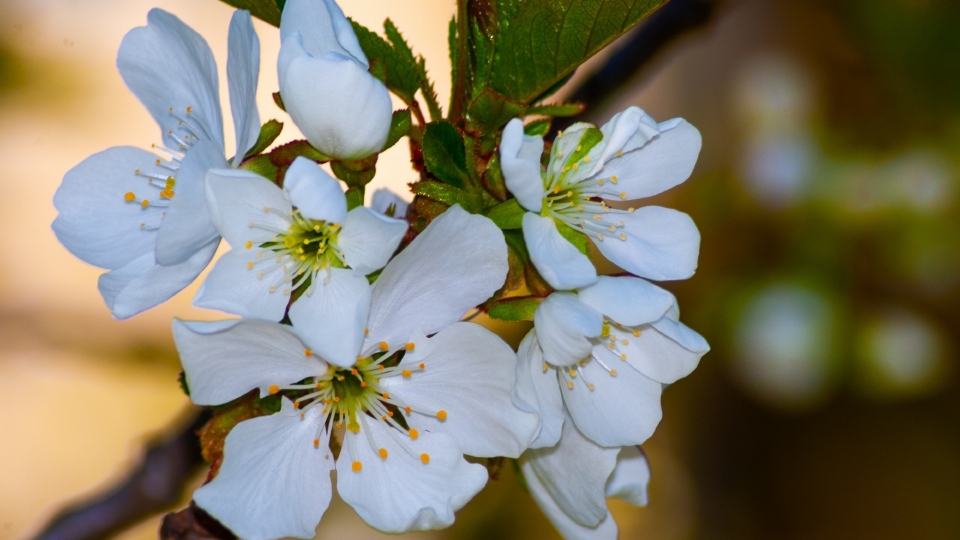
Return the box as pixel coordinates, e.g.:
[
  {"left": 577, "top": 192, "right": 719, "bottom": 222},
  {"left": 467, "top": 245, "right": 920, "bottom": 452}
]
[{"left": 31, "top": 407, "right": 211, "bottom": 540}]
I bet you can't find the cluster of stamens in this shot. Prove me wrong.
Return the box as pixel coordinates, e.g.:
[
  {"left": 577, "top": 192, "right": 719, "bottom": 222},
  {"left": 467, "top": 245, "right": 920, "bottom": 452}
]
[
  {"left": 268, "top": 343, "right": 448, "bottom": 472},
  {"left": 245, "top": 208, "right": 347, "bottom": 297},
  {"left": 545, "top": 319, "right": 642, "bottom": 391},
  {"left": 541, "top": 132, "right": 636, "bottom": 243}
]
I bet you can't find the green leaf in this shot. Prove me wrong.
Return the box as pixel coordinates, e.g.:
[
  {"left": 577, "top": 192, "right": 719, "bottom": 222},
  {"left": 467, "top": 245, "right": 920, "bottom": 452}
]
[
  {"left": 382, "top": 109, "right": 412, "bottom": 151},
  {"left": 527, "top": 102, "right": 586, "bottom": 117},
  {"left": 556, "top": 220, "right": 591, "bottom": 257},
  {"left": 486, "top": 199, "right": 526, "bottom": 229},
  {"left": 267, "top": 139, "right": 330, "bottom": 167},
  {"left": 330, "top": 154, "right": 378, "bottom": 188},
  {"left": 422, "top": 121, "right": 469, "bottom": 188},
  {"left": 524, "top": 119, "right": 551, "bottom": 137},
  {"left": 350, "top": 19, "right": 421, "bottom": 103},
  {"left": 490, "top": 0, "right": 667, "bottom": 103},
  {"left": 467, "top": 88, "right": 526, "bottom": 132},
  {"left": 272, "top": 91, "right": 285, "bottom": 111},
  {"left": 217, "top": 0, "right": 281, "bottom": 26},
  {"left": 412, "top": 181, "right": 478, "bottom": 212},
  {"left": 244, "top": 119, "right": 284, "bottom": 159},
  {"left": 488, "top": 296, "right": 543, "bottom": 321}
]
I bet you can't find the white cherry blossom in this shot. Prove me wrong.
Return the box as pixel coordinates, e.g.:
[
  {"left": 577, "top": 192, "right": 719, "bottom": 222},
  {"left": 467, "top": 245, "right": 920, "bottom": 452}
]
[
  {"left": 500, "top": 107, "right": 702, "bottom": 290},
  {"left": 278, "top": 0, "right": 393, "bottom": 159},
  {"left": 514, "top": 276, "right": 709, "bottom": 448},
  {"left": 176, "top": 207, "right": 538, "bottom": 539},
  {"left": 52, "top": 9, "right": 261, "bottom": 318},
  {"left": 194, "top": 157, "right": 407, "bottom": 367}
]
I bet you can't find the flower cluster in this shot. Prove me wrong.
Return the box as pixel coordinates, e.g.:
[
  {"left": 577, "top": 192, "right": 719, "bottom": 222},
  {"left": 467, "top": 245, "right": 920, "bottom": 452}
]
[{"left": 52, "top": 0, "right": 708, "bottom": 538}]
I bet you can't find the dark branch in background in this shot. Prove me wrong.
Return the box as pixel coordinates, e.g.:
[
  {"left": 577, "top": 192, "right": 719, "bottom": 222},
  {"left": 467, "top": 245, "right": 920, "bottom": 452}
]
[
  {"left": 551, "top": 0, "right": 723, "bottom": 136},
  {"left": 26, "top": 3, "right": 725, "bottom": 539},
  {"left": 31, "top": 408, "right": 210, "bottom": 540}
]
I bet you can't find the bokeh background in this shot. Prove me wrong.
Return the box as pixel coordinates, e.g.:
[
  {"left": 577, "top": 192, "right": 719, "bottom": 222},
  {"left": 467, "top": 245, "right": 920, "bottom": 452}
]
[{"left": 2, "top": 0, "right": 959, "bottom": 538}]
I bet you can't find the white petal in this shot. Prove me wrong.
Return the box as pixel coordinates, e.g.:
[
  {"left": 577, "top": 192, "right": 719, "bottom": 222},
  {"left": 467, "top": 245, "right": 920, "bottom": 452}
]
[
  {"left": 283, "top": 157, "right": 347, "bottom": 223},
  {"left": 379, "top": 323, "right": 539, "bottom": 458},
  {"left": 577, "top": 276, "right": 675, "bottom": 327},
  {"left": 371, "top": 188, "right": 409, "bottom": 218},
  {"left": 288, "top": 267, "right": 370, "bottom": 367},
  {"left": 616, "top": 314, "right": 709, "bottom": 384},
  {"left": 98, "top": 240, "right": 218, "bottom": 319},
  {"left": 365, "top": 205, "right": 507, "bottom": 351},
  {"left": 195, "top": 398, "right": 334, "bottom": 540},
  {"left": 173, "top": 319, "right": 325, "bottom": 405},
  {"left": 522, "top": 213, "right": 598, "bottom": 290},
  {"left": 338, "top": 207, "right": 407, "bottom": 274},
  {"left": 279, "top": 0, "right": 367, "bottom": 66},
  {"left": 227, "top": 9, "right": 261, "bottom": 165},
  {"left": 193, "top": 249, "right": 289, "bottom": 320},
  {"left": 605, "top": 446, "right": 650, "bottom": 506},
  {"left": 520, "top": 413, "right": 619, "bottom": 528},
  {"left": 204, "top": 168, "right": 291, "bottom": 248},
  {"left": 599, "top": 118, "right": 701, "bottom": 200},
  {"left": 53, "top": 147, "right": 165, "bottom": 269},
  {"left": 500, "top": 118, "right": 546, "bottom": 212},
  {"left": 336, "top": 419, "right": 487, "bottom": 533},
  {"left": 117, "top": 8, "right": 224, "bottom": 150},
  {"left": 590, "top": 106, "right": 661, "bottom": 175},
  {"left": 155, "top": 140, "right": 227, "bottom": 266},
  {"left": 279, "top": 34, "right": 391, "bottom": 159},
  {"left": 524, "top": 467, "right": 619, "bottom": 540},
  {"left": 596, "top": 206, "right": 700, "bottom": 281},
  {"left": 514, "top": 330, "right": 565, "bottom": 449},
  {"left": 534, "top": 293, "right": 603, "bottom": 367},
  {"left": 562, "top": 352, "right": 662, "bottom": 447}
]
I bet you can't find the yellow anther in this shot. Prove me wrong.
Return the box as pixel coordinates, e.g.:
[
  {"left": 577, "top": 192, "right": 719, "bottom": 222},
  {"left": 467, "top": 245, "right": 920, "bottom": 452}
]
[
  {"left": 124, "top": 192, "right": 136, "bottom": 202},
  {"left": 436, "top": 410, "right": 448, "bottom": 421},
  {"left": 576, "top": 145, "right": 582, "bottom": 151},
  {"left": 567, "top": 381, "right": 574, "bottom": 389},
  {"left": 418, "top": 363, "right": 425, "bottom": 370},
  {"left": 378, "top": 365, "right": 385, "bottom": 371},
  {"left": 338, "top": 376, "right": 345, "bottom": 381},
  {"left": 347, "top": 422, "right": 360, "bottom": 433},
  {"left": 333, "top": 396, "right": 340, "bottom": 402},
  {"left": 268, "top": 385, "right": 279, "bottom": 394},
  {"left": 616, "top": 150, "right": 623, "bottom": 157},
  {"left": 402, "top": 370, "right": 413, "bottom": 377},
  {"left": 405, "top": 406, "right": 412, "bottom": 414},
  {"left": 293, "top": 401, "right": 301, "bottom": 409},
  {"left": 598, "top": 179, "right": 605, "bottom": 186},
  {"left": 612, "top": 176, "right": 619, "bottom": 183},
  {"left": 351, "top": 461, "right": 362, "bottom": 472},
  {"left": 305, "top": 349, "right": 313, "bottom": 357},
  {"left": 597, "top": 233, "right": 605, "bottom": 241},
  {"left": 628, "top": 207, "right": 635, "bottom": 213},
  {"left": 409, "top": 429, "right": 419, "bottom": 440},
  {"left": 186, "top": 106, "right": 192, "bottom": 114},
  {"left": 379, "top": 341, "right": 389, "bottom": 351},
  {"left": 620, "top": 233, "right": 627, "bottom": 240},
  {"left": 601, "top": 324, "right": 611, "bottom": 338},
  {"left": 140, "top": 223, "right": 145, "bottom": 228},
  {"left": 364, "top": 328, "right": 370, "bottom": 335},
  {"left": 568, "top": 369, "right": 577, "bottom": 377},
  {"left": 360, "top": 381, "right": 367, "bottom": 388},
  {"left": 405, "top": 342, "right": 416, "bottom": 351},
  {"left": 608, "top": 342, "right": 616, "bottom": 349},
  {"left": 622, "top": 340, "right": 629, "bottom": 345},
  {"left": 553, "top": 185, "right": 560, "bottom": 194},
  {"left": 572, "top": 163, "right": 579, "bottom": 170},
  {"left": 633, "top": 329, "right": 641, "bottom": 337},
  {"left": 141, "top": 200, "right": 150, "bottom": 208},
  {"left": 135, "top": 169, "right": 140, "bottom": 174},
  {"left": 155, "top": 159, "right": 161, "bottom": 165},
  {"left": 588, "top": 383, "right": 596, "bottom": 391},
  {"left": 584, "top": 155, "right": 591, "bottom": 163},
  {"left": 313, "top": 439, "right": 320, "bottom": 448},
  {"left": 247, "top": 261, "right": 254, "bottom": 269},
  {"left": 609, "top": 225, "right": 616, "bottom": 232},
  {"left": 378, "top": 448, "right": 388, "bottom": 460},
  {"left": 382, "top": 392, "right": 390, "bottom": 399},
  {"left": 610, "top": 370, "right": 618, "bottom": 377},
  {"left": 620, "top": 353, "right": 627, "bottom": 361},
  {"left": 579, "top": 360, "right": 587, "bottom": 367},
  {"left": 420, "top": 453, "right": 431, "bottom": 464},
  {"left": 619, "top": 192, "right": 627, "bottom": 199},
  {"left": 351, "top": 368, "right": 358, "bottom": 375},
  {"left": 543, "top": 362, "right": 549, "bottom": 373}
]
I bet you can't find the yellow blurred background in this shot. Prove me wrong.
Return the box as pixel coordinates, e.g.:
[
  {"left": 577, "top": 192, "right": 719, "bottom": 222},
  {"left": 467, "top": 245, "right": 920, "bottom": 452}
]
[{"left": 4, "top": 0, "right": 960, "bottom": 538}]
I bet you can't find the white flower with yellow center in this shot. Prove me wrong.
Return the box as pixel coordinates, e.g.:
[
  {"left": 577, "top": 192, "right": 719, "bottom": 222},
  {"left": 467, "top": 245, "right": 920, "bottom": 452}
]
[
  {"left": 175, "top": 207, "right": 539, "bottom": 539},
  {"left": 52, "top": 9, "right": 261, "bottom": 318},
  {"left": 194, "top": 157, "right": 408, "bottom": 367},
  {"left": 514, "top": 276, "right": 709, "bottom": 449},
  {"left": 500, "top": 107, "right": 702, "bottom": 290},
  {"left": 278, "top": 0, "right": 393, "bottom": 159}
]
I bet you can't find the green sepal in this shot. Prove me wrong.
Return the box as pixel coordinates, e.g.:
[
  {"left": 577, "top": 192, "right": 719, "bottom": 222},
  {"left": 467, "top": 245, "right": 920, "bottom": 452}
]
[
  {"left": 345, "top": 186, "right": 364, "bottom": 211},
  {"left": 512, "top": 459, "right": 530, "bottom": 493},
  {"left": 486, "top": 199, "right": 525, "bottom": 229},
  {"left": 556, "top": 220, "right": 591, "bottom": 257},
  {"left": 272, "top": 91, "right": 285, "bottom": 112},
  {"left": 524, "top": 119, "right": 551, "bottom": 137},
  {"left": 331, "top": 154, "right": 378, "bottom": 188},
  {"left": 177, "top": 371, "right": 190, "bottom": 397},
  {"left": 412, "top": 181, "right": 479, "bottom": 213},
  {"left": 240, "top": 154, "right": 279, "bottom": 182},
  {"left": 217, "top": 0, "right": 281, "bottom": 26},
  {"left": 268, "top": 139, "right": 330, "bottom": 167},
  {"left": 422, "top": 121, "right": 470, "bottom": 189},
  {"left": 467, "top": 88, "right": 526, "bottom": 133},
  {"left": 484, "top": 153, "right": 508, "bottom": 200},
  {"left": 488, "top": 296, "right": 543, "bottom": 322},
  {"left": 527, "top": 102, "right": 586, "bottom": 118},
  {"left": 366, "top": 268, "right": 383, "bottom": 285},
  {"left": 382, "top": 109, "right": 412, "bottom": 152},
  {"left": 244, "top": 119, "right": 284, "bottom": 159}
]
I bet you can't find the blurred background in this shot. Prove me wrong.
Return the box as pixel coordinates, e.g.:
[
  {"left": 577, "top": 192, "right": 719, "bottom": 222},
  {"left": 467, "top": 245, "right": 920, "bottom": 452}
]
[{"left": 1, "top": 0, "right": 959, "bottom": 538}]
